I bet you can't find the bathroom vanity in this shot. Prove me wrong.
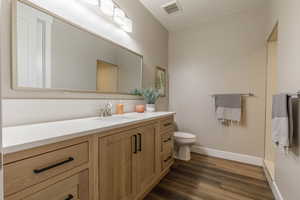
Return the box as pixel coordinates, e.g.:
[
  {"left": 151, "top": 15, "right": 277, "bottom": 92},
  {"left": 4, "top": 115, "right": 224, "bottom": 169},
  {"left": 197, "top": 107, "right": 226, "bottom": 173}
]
[
  {"left": 2, "top": 112, "right": 175, "bottom": 200},
  {"left": 4, "top": 1, "right": 174, "bottom": 199}
]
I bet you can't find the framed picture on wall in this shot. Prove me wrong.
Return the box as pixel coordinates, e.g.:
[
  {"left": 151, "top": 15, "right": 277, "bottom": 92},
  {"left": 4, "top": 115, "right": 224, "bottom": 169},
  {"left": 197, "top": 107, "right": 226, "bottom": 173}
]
[{"left": 155, "top": 66, "right": 167, "bottom": 97}]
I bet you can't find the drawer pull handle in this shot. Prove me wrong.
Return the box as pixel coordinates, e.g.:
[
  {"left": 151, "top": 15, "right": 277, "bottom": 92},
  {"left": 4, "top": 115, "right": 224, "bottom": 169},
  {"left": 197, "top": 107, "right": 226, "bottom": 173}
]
[
  {"left": 164, "top": 156, "right": 172, "bottom": 162},
  {"left": 164, "top": 122, "right": 172, "bottom": 127},
  {"left": 163, "top": 138, "right": 172, "bottom": 143},
  {"left": 33, "top": 157, "right": 74, "bottom": 174},
  {"left": 65, "top": 194, "right": 74, "bottom": 200}
]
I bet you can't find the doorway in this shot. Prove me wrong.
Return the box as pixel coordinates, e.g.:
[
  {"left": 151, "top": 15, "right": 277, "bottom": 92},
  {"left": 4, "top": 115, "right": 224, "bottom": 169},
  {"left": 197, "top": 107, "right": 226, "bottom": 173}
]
[
  {"left": 96, "top": 60, "right": 119, "bottom": 93},
  {"left": 264, "top": 24, "right": 278, "bottom": 180}
]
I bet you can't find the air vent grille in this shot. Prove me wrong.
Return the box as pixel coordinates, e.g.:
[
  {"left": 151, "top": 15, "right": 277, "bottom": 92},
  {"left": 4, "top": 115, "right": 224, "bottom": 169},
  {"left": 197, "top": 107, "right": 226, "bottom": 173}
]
[{"left": 162, "top": 1, "right": 182, "bottom": 15}]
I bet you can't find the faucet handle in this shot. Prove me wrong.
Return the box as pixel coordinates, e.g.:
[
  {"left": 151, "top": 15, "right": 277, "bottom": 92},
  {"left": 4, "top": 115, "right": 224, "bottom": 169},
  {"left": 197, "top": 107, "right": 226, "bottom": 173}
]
[
  {"left": 99, "top": 108, "right": 105, "bottom": 117},
  {"left": 105, "top": 102, "right": 113, "bottom": 116},
  {"left": 106, "top": 102, "right": 113, "bottom": 109}
]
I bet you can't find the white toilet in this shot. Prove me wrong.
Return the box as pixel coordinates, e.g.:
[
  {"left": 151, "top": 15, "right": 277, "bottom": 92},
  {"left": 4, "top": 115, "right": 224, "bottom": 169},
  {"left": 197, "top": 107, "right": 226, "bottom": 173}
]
[{"left": 174, "top": 131, "right": 196, "bottom": 161}]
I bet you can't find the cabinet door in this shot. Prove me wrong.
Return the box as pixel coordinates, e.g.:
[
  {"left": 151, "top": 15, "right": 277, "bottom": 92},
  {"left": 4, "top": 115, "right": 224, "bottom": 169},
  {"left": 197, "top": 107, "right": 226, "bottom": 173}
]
[
  {"left": 99, "top": 130, "right": 138, "bottom": 200},
  {"left": 136, "top": 123, "right": 159, "bottom": 195}
]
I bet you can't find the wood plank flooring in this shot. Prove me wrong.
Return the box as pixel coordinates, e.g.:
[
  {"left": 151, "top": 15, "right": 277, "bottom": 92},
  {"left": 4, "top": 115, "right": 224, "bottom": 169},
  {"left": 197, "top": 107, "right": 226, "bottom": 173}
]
[{"left": 144, "top": 153, "right": 274, "bottom": 200}]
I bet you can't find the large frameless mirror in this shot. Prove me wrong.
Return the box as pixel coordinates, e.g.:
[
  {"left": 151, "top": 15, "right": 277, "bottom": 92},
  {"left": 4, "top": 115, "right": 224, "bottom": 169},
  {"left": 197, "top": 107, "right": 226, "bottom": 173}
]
[{"left": 13, "top": 0, "right": 143, "bottom": 94}]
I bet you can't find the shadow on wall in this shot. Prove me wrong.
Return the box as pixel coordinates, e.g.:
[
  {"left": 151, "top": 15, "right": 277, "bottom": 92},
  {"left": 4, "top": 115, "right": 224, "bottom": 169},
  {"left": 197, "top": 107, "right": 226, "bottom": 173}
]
[{"left": 173, "top": 121, "right": 179, "bottom": 132}]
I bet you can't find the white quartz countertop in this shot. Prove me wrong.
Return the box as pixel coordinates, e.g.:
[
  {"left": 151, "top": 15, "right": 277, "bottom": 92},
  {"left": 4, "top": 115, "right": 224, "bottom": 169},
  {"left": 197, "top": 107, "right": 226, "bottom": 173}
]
[{"left": 3, "top": 112, "right": 175, "bottom": 154}]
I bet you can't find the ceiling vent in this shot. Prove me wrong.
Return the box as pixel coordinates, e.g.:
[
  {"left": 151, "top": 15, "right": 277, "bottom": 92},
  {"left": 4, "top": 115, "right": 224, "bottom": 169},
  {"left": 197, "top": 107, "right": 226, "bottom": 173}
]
[{"left": 161, "top": 1, "right": 182, "bottom": 15}]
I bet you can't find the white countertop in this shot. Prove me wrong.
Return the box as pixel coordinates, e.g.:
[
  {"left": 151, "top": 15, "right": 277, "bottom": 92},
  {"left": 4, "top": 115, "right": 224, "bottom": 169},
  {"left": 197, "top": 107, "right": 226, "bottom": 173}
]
[{"left": 3, "top": 112, "right": 175, "bottom": 154}]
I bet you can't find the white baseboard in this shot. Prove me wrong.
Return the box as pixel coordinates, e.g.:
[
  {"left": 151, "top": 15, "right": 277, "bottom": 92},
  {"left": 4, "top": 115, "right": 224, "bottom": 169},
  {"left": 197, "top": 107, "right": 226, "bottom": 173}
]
[
  {"left": 191, "top": 145, "right": 263, "bottom": 166},
  {"left": 273, "top": 181, "right": 284, "bottom": 200},
  {"left": 263, "top": 162, "right": 284, "bottom": 200}
]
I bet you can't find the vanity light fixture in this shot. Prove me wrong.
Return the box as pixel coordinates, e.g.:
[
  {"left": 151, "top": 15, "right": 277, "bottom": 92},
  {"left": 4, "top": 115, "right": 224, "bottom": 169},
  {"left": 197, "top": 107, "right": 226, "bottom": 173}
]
[
  {"left": 85, "top": 0, "right": 133, "bottom": 33},
  {"left": 84, "top": 0, "right": 100, "bottom": 6},
  {"left": 99, "top": 0, "right": 114, "bottom": 17}
]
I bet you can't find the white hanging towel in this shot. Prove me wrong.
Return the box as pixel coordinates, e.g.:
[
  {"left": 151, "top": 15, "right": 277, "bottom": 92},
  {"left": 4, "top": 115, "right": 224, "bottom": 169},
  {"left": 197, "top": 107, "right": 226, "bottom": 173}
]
[
  {"left": 272, "top": 94, "right": 294, "bottom": 149},
  {"left": 214, "top": 94, "right": 242, "bottom": 125}
]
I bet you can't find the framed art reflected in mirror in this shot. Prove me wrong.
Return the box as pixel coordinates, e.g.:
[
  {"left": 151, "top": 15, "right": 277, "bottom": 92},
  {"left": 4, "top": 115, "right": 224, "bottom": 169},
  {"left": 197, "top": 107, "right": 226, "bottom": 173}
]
[{"left": 155, "top": 66, "right": 167, "bottom": 97}]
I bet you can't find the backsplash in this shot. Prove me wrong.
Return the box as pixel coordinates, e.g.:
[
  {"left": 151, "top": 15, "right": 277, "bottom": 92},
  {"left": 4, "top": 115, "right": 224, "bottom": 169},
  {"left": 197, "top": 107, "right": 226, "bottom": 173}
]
[{"left": 2, "top": 99, "right": 145, "bottom": 127}]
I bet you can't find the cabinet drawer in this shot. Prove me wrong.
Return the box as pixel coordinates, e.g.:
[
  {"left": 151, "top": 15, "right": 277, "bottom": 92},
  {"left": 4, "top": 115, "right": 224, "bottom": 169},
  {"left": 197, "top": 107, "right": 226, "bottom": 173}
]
[
  {"left": 13, "top": 170, "right": 89, "bottom": 200},
  {"left": 161, "top": 132, "right": 173, "bottom": 154},
  {"left": 160, "top": 117, "right": 174, "bottom": 132},
  {"left": 161, "top": 151, "right": 174, "bottom": 170},
  {"left": 4, "top": 142, "right": 89, "bottom": 196}
]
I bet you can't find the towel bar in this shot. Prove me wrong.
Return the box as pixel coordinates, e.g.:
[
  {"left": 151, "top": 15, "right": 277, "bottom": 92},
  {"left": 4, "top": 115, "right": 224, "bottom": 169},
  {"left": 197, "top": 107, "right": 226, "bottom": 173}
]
[
  {"left": 288, "top": 91, "right": 300, "bottom": 97},
  {"left": 211, "top": 93, "right": 254, "bottom": 97}
]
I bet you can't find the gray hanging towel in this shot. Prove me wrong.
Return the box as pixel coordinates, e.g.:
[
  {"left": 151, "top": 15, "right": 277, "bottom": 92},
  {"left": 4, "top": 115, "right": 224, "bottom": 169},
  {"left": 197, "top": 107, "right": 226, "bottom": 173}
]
[
  {"left": 214, "top": 94, "right": 242, "bottom": 125},
  {"left": 272, "top": 94, "right": 294, "bottom": 148}
]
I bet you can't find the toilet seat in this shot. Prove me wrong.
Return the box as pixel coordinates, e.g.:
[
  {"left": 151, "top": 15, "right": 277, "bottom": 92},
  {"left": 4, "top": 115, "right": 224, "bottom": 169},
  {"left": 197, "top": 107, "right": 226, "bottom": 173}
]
[
  {"left": 174, "top": 132, "right": 196, "bottom": 139},
  {"left": 174, "top": 132, "right": 196, "bottom": 145}
]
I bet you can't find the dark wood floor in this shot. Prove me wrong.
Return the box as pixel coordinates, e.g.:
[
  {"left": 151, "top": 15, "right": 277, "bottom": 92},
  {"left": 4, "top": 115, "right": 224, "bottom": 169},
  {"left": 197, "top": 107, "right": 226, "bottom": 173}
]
[{"left": 144, "top": 153, "right": 274, "bottom": 200}]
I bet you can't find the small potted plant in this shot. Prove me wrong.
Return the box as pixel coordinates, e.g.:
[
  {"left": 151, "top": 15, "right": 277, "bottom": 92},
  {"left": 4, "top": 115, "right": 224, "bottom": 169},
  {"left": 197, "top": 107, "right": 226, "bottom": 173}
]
[{"left": 132, "top": 88, "right": 160, "bottom": 112}]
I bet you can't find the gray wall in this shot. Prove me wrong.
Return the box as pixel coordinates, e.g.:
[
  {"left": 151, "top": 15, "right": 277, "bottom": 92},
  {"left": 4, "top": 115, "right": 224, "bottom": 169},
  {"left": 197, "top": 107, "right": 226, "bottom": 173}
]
[
  {"left": 267, "top": 0, "right": 300, "bottom": 199},
  {"left": 116, "top": 47, "right": 142, "bottom": 93},
  {"left": 169, "top": 9, "right": 268, "bottom": 158},
  {"left": 52, "top": 19, "right": 101, "bottom": 90}
]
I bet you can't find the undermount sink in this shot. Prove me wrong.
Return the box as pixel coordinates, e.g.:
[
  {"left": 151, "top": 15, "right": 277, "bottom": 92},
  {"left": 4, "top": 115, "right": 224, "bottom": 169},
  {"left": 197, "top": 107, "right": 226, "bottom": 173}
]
[
  {"left": 93, "top": 113, "right": 142, "bottom": 122},
  {"left": 92, "top": 112, "right": 162, "bottom": 124}
]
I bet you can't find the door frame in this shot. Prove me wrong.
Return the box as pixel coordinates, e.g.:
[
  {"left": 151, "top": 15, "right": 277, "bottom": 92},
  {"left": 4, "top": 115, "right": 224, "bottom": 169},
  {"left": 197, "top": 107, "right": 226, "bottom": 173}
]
[
  {"left": 263, "top": 22, "right": 278, "bottom": 181},
  {"left": 0, "top": 0, "right": 3, "bottom": 198}
]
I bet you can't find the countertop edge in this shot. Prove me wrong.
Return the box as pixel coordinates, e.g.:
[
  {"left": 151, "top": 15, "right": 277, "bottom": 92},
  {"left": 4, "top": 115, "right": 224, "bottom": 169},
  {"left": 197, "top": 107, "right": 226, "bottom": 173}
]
[{"left": 3, "top": 112, "right": 175, "bottom": 155}]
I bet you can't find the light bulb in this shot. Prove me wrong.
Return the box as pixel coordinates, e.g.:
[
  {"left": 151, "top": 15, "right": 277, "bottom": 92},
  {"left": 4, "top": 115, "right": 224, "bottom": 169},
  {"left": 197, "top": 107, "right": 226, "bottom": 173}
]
[
  {"left": 84, "top": 0, "right": 99, "bottom": 6},
  {"left": 113, "top": 7, "right": 125, "bottom": 26},
  {"left": 122, "top": 17, "right": 132, "bottom": 33},
  {"left": 100, "top": 0, "right": 114, "bottom": 17}
]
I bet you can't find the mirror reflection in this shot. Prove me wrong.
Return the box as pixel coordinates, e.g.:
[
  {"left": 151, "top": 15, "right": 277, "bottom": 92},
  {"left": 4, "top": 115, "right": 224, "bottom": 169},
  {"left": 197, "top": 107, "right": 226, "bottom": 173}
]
[{"left": 15, "top": 2, "right": 143, "bottom": 94}]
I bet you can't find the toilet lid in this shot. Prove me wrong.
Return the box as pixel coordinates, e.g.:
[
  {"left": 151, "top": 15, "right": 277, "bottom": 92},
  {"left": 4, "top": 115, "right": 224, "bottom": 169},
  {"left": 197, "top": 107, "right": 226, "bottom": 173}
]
[{"left": 174, "top": 132, "right": 196, "bottom": 139}]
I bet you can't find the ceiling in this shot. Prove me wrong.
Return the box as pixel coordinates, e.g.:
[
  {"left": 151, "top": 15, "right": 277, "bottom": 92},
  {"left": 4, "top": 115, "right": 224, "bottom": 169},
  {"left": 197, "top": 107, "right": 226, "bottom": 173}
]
[{"left": 139, "top": 0, "right": 268, "bottom": 32}]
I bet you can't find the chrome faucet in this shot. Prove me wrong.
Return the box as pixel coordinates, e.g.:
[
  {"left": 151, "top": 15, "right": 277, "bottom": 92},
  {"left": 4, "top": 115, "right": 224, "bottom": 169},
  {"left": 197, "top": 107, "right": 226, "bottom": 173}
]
[{"left": 100, "top": 102, "right": 113, "bottom": 117}]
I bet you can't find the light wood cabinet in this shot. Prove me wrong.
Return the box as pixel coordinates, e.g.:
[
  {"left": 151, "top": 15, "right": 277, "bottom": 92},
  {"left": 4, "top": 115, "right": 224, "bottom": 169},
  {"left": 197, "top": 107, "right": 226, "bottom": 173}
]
[
  {"left": 161, "top": 131, "right": 173, "bottom": 154},
  {"left": 160, "top": 116, "right": 174, "bottom": 132},
  {"left": 136, "top": 123, "right": 159, "bottom": 197},
  {"left": 98, "top": 129, "right": 138, "bottom": 200},
  {"left": 159, "top": 118, "right": 174, "bottom": 172},
  {"left": 98, "top": 123, "right": 160, "bottom": 200},
  {"left": 98, "top": 119, "right": 174, "bottom": 200},
  {"left": 4, "top": 115, "right": 175, "bottom": 200},
  {"left": 161, "top": 151, "right": 174, "bottom": 170}
]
